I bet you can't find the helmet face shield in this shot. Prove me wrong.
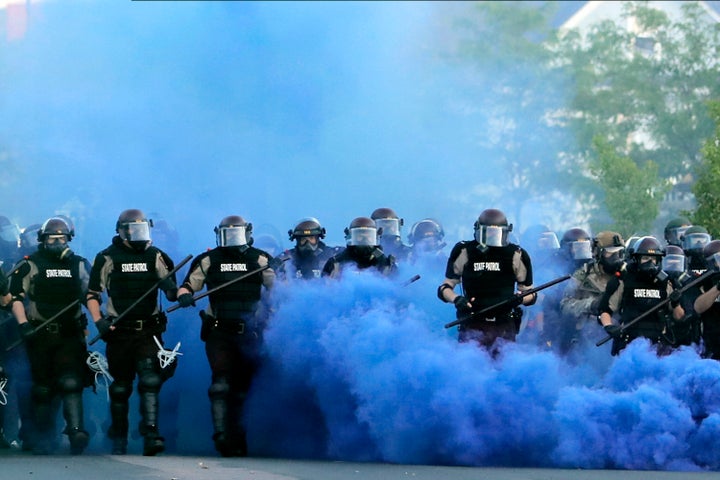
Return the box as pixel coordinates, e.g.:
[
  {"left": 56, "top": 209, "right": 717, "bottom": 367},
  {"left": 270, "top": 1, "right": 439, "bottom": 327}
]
[
  {"left": 706, "top": 252, "right": 720, "bottom": 271},
  {"left": 475, "top": 225, "right": 506, "bottom": 247},
  {"left": 662, "top": 253, "right": 686, "bottom": 273},
  {"left": 217, "top": 226, "right": 249, "bottom": 247},
  {"left": 0, "top": 223, "right": 20, "bottom": 244},
  {"left": 569, "top": 240, "right": 593, "bottom": 261},
  {"left": 682, "top": 232, "right": 711, "bottom": 252},
  {"left": 375, "top": 219, "right": 401, "bottom": 238},
  {"left": 537, "top": 232, "right": 560, "bottom": 250},
  {"left": 347, "top": 227, "right": 377, "bottom": 247},
  {"left": 125, "top": 222, "right": 152, "bottom": 242}
]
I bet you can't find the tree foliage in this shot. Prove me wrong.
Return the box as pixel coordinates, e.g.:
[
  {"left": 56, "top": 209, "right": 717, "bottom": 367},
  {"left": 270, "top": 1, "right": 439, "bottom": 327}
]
[
  {"left": 589, "top": 136, "right": 668, "bottom": 237},
  {"left": 689, "top": 100, "right": 720, "bottom": 238}
]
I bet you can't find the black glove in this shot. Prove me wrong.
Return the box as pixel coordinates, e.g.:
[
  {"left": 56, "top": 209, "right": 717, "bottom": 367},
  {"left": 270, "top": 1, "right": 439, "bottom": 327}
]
[
  {"left": 177, "top": 293, "right": 195, "bottom": 308},
  {"left": 604, "top": 324, "right": 622, "bottom": 338},
  {"left": 19, "top": 322, "right": 34, "bottom": 341},
  {"left": 669, "top": 290, "right": 682, "bottom": 308},
  {"left": 509, "top": 293, "right": 524, "bottom": 308},
  {"left": 95, "top": 317, "right": 113, "bottom": 337},
  {"left": 453, "top": 295, "right": 473, "bottom": 315}
]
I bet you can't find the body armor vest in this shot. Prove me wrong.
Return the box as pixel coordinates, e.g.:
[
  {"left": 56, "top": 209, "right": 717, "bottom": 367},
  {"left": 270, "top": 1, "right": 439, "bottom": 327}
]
[
  {"left": 619, "top": 268, "right": 668, "bottom": 335},
  {"left": 460, "top": 242, "right": 519, "bottom": 312},
  {"left": 28, "top": 251, "right": 83, "bottom": 322},
  {"left": 106, "top": 243, "right": 161, "bottom": 320},
  {"left": 289, "top": 242, "right": 335, "bottom": 280},
  {"left": 204, "top": 246, "right": 263, "bottom": 320}
]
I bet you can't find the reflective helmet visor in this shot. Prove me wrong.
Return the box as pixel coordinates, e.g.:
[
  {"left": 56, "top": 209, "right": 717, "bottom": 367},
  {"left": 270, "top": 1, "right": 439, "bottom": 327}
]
[
  {"left": 475, "top": 225, "right": 506, "bottom": 247},
  {"left": 0, "top": 224, "right": 20, "bottom": 243},
  {"left": 218, "top": 226, "right": 248, "bottom": 247},
  {"left": 348, "top": 227, "right": 377, "bottom": 247},
  {"left": 569, "top": 240, "right": 593, "bottom": 260},
  {"left": 126, "top": 222, "right": 152, "bottom": 242},
  {"left": 375, "top": 218, "right": 401, "bottom": 237},
  {"left": 662, "top": 253, "right": 685, "bottom": 273},
  {"left": 683, "top": 232, "right": 711, "bottom": 252},
  {"left": 537, "top": 232, "right": 560, "bottom": 250},
  {"left": 706, "top": 252, "right": 720, "bottom": 271}
]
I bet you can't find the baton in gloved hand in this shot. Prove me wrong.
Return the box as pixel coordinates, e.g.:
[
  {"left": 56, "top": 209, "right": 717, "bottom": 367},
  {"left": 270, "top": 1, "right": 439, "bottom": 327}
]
[
  {"left": 166, "top": 256, "right": 289, "bottom": 314},
  {"left": 88, "top": 254, "right": 193, "bottom": 345},
  {"left": 444, "top": 274, "right": 571, "bottom": 329},
  {"left": 596, "top": 269, "right": 714, "bottom": 347},
  {"left": 5, "top": 299, "right": 81, "bottom": 352}
]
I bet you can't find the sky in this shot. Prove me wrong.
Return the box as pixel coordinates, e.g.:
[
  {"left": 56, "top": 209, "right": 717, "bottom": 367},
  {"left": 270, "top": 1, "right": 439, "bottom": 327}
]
[{"left": 3, "top": 0, "right": 720, "bottom": 471}]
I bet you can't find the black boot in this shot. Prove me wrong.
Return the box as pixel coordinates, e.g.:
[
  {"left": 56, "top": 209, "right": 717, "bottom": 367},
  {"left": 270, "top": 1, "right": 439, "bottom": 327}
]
[
  {"left": 109, "top": 398, "right": 129, "bottom": 455},
  {"left": 32, "top": 399, "right": 56, "bottom": 455},
  {"left": 140, "top": 391, "right": 164, "bottom": 456},
  {"left": 210, "top": 392, "right": 231, "bottom": 456},
  {"left": 63, "top": 392, "right": 89, "bottom": 455}
]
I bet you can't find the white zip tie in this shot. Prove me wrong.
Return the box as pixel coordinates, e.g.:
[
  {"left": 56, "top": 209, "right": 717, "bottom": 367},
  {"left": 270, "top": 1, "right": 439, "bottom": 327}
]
[
  {"left": 86, "top": 350, "right": 113, "bottom": 401},
  {"left": 0, "top": 377, "right": 8, "bottom": 406},
  {"left": 153, "top": 335, "right": 182, "bottom": 369}
]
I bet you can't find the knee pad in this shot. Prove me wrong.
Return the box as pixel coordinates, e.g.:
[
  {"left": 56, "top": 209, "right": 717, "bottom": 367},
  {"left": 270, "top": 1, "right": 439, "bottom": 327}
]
[
  {"left": 32, "top": 384, "right": 53, "bottom": 404},
  {"left": 109, "top": 382, "right": 133, "bottom": 402},
  {"left": 57, "top": 374, "right": 83, "bottom": 394},
  {"left": 138, "top": 371, "right": 162, "bottom": 393},
  {"left": 208, "top": 377, "right": 230, "bottom": 400}
]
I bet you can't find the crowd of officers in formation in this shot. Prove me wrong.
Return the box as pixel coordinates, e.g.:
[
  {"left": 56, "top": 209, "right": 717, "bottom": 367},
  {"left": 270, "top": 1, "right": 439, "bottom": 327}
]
[{"left": 0, "top": 207, "right": 716, "bottom": 459}]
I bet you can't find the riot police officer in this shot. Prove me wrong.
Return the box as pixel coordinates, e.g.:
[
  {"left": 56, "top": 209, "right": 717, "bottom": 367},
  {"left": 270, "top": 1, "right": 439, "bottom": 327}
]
[
  {"left": 664, "top": 216, "right": 692, "bottom": 248},
  {"left": 407, "top": 218, "right": 447, "bottom": 267},
  {"left": 370, "top": 208, "right": 412, "bottom": 262},
  {"left": 691, "top": 240, "right": 720, "bottom": 359},
  {"left": 86, "top": 209, "right": 179, "bottom": 456},
  {"left": 598, "top": 236, "right": 685, "bottom": 356},
  {"left": 437, "top": 208, "right": 536, "bottom": 351},
  {"left": 283, "top": 217, "right": 339, "bottom": 280},
  {"left": 322, "top": 217, "right": 397, "bottom": 278},
  {"left": 9, "top": 217, "right": 92, "bottom": 454},
  {"left": 175, "top": 215, "right": 276, "bottom": 457},
  {"left": 559, "top": 231, "right": 625, "bottom": 352}
]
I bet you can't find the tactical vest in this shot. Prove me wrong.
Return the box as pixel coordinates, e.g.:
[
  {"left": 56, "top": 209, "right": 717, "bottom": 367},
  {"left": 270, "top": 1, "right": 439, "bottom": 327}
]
[
  {"left": 332, "top": 247, "right": 393, "bottom": 273},
  {"left": 289, "top": 243, "right": 334, "bottom": 280},
  {"left": 619, "top": 270, "right": 668, "bottom": 336},
  {"left": 28, "top": 251, "right": 83, "bottom": 322},
  {"left": 106, "top": 244, "right": 161, "bottom": 321},
  {"left": 459, "top": 243, "right": 519, "bottom": 311},
  {"left": 204, "top": 247, "right": 264, "bottom": 320}
]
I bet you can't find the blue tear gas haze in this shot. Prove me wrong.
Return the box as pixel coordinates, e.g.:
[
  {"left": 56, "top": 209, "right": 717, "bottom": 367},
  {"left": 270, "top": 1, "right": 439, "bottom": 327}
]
[{"left": 3, "top": 1, "right": 720, "bottom": 470}]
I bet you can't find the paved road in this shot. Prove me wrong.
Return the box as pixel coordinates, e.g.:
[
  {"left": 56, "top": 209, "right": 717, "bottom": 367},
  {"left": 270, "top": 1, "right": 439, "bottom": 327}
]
[{"left": 1, "top": 452, "right": 718, "bottom": 480}]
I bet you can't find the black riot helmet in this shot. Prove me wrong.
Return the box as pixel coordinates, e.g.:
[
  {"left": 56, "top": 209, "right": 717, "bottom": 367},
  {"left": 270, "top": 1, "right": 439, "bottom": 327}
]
[
  {"left": 53, "top": 214, "right": 76, "bottom": 239},
  {"left": 561, "top": 227, "right": 593, "bottom": 262},
  {"left": 288, "top": 218, "right": 326, "bottom": 241},
  {"left": 473, "top": 208, "right": 512, "bottom": 248},
  {"left": 632, "top": 236, "right": 665, "bottom": 279},
  {"left": 664, "top": 217, "right": 692, "bottom": 247},
  {"left": 214, "top": 215, "right": 253, "bottom": 248},
  {"left": 408, "top": 218, "right": 446, "bottom": 253},
  {"left": 703, "top": 240, "right": 720, "bottom": 271},
  {"left": 289, "top": 217, "right": 326, "bottom": 254},
  {"left": 116, "top": 209, "right": 153, "bottom": 251},
  {"left": 371, "top": 208, "right": 403, "bottom": 239},
  {"left": 38, "top": 217, "right": 73, "bottom": 259},
  {"left": 344, "top": 217, "right": 379, "bottom": 247}
]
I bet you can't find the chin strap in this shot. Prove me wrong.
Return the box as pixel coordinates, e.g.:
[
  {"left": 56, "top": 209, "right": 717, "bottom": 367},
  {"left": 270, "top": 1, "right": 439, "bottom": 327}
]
[
  {"left": 87, "top": 350, "right": 113, "bottom": 401},
  {"left": 153, "top": 335, "right": 182, "bottom": 370}
]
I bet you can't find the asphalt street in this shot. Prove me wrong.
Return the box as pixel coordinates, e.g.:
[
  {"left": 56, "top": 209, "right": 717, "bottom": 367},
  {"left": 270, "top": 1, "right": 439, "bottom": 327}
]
[{"left": 1, "top": 451, "right": 719, "bottom": 480}]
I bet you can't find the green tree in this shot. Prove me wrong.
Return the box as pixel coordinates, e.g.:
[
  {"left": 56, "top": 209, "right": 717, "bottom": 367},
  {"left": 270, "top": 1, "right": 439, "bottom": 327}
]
[
  {"left": 589, "top": 136, "right": 669, "bottom": 237},
  {"left": 689, "top": 100, "right": 720, "bottom": 237}
]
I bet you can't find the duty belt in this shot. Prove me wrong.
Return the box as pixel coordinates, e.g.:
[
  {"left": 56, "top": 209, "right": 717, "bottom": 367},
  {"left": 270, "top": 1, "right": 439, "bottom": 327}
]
[
  {"left": 30, "top": 319, "right": 81, "bottom": 335},
  {"left": 114, "top": 317, "right": 161, "bottom": 332},
  {"left": 212, "top": 317, "right": 246, "bottom": 335}
]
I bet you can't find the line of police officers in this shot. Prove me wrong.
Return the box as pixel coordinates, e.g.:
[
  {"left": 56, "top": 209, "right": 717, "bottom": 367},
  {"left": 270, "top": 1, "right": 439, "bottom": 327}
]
[{"left": 1, "top": 207, "right": 718, "bottom": 458}]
